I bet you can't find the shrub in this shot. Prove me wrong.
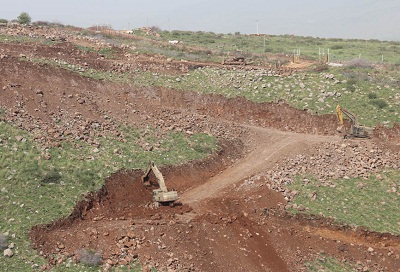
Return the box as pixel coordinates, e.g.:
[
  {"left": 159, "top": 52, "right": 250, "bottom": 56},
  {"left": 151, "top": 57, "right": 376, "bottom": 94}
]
[
  {"left": 346, "top": 78, "right": 357, "bottom": 92},
  {"left": 0, "top": 18, "right": 8, "bottom": 25},
  {"left": 32, "top": 20, "right": 50, "bottom": 26},
  {"left": 150, "top": 26, "right": 161, "bottom": 33},
  {"left": 41, "top": 169, "right": 62, "bottom": 184},
  {"left": 344, "top": 58, "right": 373, "bottom": 68},
  {"left": 0, "top": 234, "right": 8, "bottom": 250},
  {"left": 76, "top": 248, "right": 102, "bottom": 266},
  {"left": 370, "top": 99, "right": 388, "bottom": 109},
  {"left": 330, "top": 44, "right": 344, "bottom": 50},
  {"left": 368, "top": 92, "right": 378, "bottom": 99},
  {"left": 314, "top": 64, "right": 329, "bottom": 72}
]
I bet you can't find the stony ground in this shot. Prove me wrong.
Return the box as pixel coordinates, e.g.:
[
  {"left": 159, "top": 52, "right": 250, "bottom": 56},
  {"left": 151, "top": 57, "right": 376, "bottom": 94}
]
[{"left": 1, "top": 25, "right": 400, "bottom": 271}]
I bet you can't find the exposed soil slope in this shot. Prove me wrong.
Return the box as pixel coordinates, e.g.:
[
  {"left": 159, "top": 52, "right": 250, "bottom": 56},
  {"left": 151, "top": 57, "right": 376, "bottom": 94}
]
[{"left": 1, "top": 26, "right": 399, "bottom": 271}]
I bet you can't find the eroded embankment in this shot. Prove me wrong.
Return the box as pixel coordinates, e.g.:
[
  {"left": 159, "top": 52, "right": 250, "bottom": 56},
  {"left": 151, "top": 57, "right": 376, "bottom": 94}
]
[{"left": 29, "top": 138, "right": 242, "bottom": 250}]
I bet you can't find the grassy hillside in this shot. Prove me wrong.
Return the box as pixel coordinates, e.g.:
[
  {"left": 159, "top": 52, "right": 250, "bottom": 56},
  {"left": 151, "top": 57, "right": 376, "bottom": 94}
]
[
  {"left": 0, "top": 116, "right": 217, "bottom": 271},
  {"left": 1, "top": 26, "right": 399, "bottom": 271},
  {"left": 132, "top": 29, "right": 400, "bottom": 65}
]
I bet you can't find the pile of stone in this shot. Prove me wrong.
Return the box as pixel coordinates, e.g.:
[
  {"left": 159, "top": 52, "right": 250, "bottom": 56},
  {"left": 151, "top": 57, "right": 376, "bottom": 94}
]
[
  {"left": 3, "top": 104, "right": 123, "bottom": 152},
  {"left": 258, "top": 140, "right": 400, "bottom": 201},
  {"left": 0, "top": 25, "right": 71, "bottom": 42}
]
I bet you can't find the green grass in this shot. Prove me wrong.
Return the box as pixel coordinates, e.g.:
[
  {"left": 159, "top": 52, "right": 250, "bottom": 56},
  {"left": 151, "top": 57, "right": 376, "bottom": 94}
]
[
  {"left": 306, "top": 254, "right": 355, "bottom": 272},
  {"left": 75, "top": 44, "right": 116, "bottom": 59},
  {"left": 132, "top": 66, "right": 400, "bottom": 127},
  {"left": 156, "top": 31, "right": 400, "bottom": 64},
  {"left": 0, "top": 34, "right": 60, "bottom": 46},
  {"left": 0, "top": 119, "right": 217, "bottom": 271},
  {"left": 288, "top": 171, "right": 400, "bottom": 235}
]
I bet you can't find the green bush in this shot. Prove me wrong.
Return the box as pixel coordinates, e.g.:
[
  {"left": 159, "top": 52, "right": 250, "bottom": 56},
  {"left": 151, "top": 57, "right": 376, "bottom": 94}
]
[
  {"left": 17, "top": 12, "right": 31, "bottom": 25},
  {"left": 330, "top": 44, "right": 344, "bottom": 50},
  {"left": 0, "top": 18, "right": 8, "bottom": 25},
  {"left": 77, "top": 169, "right": 97, "bottom": 189},
  {"left": 370, "top": 99, "right": 388, "bottom": 109},
  {"left": 368, "top": 92, "right": 378, "bottom": 99},
  {"left": 41, "top": 169, "right": 62, "bottom": 184}
]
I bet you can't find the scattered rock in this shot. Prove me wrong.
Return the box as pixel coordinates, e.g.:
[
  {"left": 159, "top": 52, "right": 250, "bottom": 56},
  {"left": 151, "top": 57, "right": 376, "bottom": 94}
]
[{"left": 4, "top": 248, "right": 13, "bottom": 257}]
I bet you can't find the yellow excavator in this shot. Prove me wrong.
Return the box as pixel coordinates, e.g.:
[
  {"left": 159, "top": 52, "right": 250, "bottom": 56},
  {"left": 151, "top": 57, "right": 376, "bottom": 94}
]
[
  {"left": 336, "top": 104, "right": 371, "bottom": 138},
  {"left": 141, "top": 161, "right": 178, "bottom": 205}
]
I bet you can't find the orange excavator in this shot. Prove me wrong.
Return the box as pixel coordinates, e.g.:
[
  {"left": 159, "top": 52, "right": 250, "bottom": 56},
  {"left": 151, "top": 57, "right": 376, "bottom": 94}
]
[{"left": 336, "top": 105, "right": 371, "bottom": 139}]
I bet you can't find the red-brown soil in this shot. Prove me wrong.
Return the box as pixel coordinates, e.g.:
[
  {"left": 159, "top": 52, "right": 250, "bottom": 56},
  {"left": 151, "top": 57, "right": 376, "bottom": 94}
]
[{"left": 1, "top": 26, "right": 400, "bottom": 271}]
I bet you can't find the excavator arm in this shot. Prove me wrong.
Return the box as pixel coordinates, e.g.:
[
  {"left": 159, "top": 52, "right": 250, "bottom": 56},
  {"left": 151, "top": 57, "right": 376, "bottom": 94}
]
[
  {"left": 336, "top": 105, "right": 344, "bottom": 126},
  {"left": 336, "top": 104, "right": 359, "bottom": 126},
  {"left": 335, "top": 104, "right": 370, "bottom": 138},
  {"left": 141, "top": 161, "right": 178, "bottom": 204},
  {"left": 145, "top": 162, "right": 168, "bottom": 192}
]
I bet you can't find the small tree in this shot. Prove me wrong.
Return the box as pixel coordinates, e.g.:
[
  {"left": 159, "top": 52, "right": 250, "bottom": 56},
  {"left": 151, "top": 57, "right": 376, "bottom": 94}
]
[{"left": 17, "top": 12, "right": 31, "bottom": 25}]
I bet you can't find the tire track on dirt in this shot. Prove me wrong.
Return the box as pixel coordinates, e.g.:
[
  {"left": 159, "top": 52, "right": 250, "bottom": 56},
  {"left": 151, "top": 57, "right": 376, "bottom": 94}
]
[{"left": 180, "top": 126, "right": 339, "bottom": 207}]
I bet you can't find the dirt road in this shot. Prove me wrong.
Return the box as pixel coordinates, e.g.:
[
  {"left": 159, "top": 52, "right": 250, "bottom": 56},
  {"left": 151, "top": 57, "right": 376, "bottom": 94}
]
[{"left": 181, "top": 125, "right": 339, "bottom": 207}]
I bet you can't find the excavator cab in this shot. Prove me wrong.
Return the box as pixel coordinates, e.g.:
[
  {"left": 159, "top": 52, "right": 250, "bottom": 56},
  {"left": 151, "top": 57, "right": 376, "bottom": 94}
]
[{"left": 141, "top": 161, "right": 178, "bottom": 205}]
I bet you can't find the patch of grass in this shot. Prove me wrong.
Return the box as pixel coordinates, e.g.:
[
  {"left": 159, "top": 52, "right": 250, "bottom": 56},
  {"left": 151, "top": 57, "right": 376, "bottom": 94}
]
[
  {"left": 156, "top": 30, "right": 400, "bottom": 64},
  {"left": 40, "top": 168, "right": 62, "bottom": 185},
  {"left": 305, "top": 253, "right": 355, "bottom": 272},
  {"left": 368, "top": 92, "right": 378, "bottom": 99},
  {"left": 98, "top": 47, "right": 115, "bottom": 58},
  {"left": 288, "top": 170, "right": 400, "bottom": 235},
  {"left": 75, "top": 45, "right": 96, "bottom": 53},
  {"left": 190, "top": 133, "right": 218, "bottom": 154},
  {"left": 0, "top": 234, "right": 8, "bottom": 250},
  {"left": 369, "top": 99, "right": 388, "bottom": 109}
]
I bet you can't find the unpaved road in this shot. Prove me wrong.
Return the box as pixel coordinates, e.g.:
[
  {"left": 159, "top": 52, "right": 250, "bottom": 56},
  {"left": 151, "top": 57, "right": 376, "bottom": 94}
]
[{"left": 181, "top": 125, "right": 339, "bottom": 208}]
